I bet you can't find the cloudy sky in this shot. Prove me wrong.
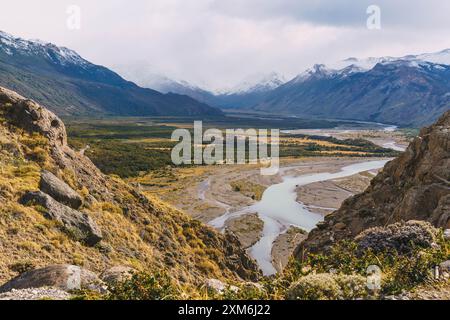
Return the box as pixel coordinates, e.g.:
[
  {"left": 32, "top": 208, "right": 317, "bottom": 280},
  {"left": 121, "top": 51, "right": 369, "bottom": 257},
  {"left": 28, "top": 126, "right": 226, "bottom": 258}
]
[{"left": 1, "top": 0, "right": 450, "bottom": 90}]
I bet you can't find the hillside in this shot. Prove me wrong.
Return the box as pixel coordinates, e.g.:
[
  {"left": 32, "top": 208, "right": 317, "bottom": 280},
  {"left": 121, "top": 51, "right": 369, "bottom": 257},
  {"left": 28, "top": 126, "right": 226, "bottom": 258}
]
[
  {"left": 0, "top": 87, "right": 258, "bottom": 293},
  {"left": 298, "top": 110, "right": 450, "bottom": 256},
  {"left": 0, "top": 31, "right": 222, "bottom": 117}
]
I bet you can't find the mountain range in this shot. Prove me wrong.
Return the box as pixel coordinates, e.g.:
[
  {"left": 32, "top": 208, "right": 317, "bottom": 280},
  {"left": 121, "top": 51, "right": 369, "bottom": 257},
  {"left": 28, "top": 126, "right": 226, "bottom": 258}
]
[
  {"left": 2, "top": 30, "right": 450, "bottom": 126},
  {"left": 0, "top": 31, "right": 222, "bottom": 117},
  {"left": 123, "top": 50, "right": 450, "bottom": 127}
]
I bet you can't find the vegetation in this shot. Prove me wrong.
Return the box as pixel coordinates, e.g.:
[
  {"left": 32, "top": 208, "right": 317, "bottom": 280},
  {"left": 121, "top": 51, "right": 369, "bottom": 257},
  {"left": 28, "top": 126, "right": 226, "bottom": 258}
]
[
  {"left": 230, "top": 180, "right": 266, "bottom": 200},
  {"left": 66, "top": 118, "right": 399, "bottom": 178},
  {"left": 106, "top": 271, "right": 179, "bottom": 300}
]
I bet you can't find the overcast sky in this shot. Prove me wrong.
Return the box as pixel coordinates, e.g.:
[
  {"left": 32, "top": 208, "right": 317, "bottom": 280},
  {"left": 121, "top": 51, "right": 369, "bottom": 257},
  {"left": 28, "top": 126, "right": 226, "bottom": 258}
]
[{"left": 1, "top": 0, "right": 450, "bottom": 90}]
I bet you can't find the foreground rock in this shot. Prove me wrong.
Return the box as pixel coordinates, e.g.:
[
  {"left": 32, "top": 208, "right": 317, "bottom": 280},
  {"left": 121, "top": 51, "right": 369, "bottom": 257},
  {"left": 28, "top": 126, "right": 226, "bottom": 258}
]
[
  {"left": 40, "top": 170, "right": 82, "bottom": 209},
  {"left": 20, "top": 191, "right": 102, "bottom": 246},
  {"left": 0, "top": 288, "right": 71, "bottom": 300},
  {"left": 299, "top": 111, "right": 450, "bottom": 255},
  {"left": 204, "top": 279, "right": 238, "bottom": 294},
  {"left": 0, "top": 265, "right": 105, "bottom": 293}
]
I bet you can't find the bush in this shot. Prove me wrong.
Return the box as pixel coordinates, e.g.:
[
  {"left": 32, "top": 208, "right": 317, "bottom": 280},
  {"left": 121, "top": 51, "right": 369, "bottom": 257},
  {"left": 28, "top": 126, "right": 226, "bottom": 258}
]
[
  {"left": 9, "top": 261, "right": 35, "bottom": 274},
  {"left": 301, "top": 228, "right": 448, "bottom": 295},
  {"left": 286, "top": 274, "right": 342, "bottom": 300},
  {"left": 106, "top": 271, "right": 179, "bottom": 300},
  {"left": 355, "top": 221, "right": 438, "bottom": 255}
]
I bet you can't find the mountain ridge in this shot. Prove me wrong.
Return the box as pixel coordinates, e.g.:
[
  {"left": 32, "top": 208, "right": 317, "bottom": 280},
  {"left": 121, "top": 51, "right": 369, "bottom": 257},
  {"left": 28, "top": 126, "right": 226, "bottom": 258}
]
[{"left": 0, "top": 31, "right": 222, "bottom": 117}]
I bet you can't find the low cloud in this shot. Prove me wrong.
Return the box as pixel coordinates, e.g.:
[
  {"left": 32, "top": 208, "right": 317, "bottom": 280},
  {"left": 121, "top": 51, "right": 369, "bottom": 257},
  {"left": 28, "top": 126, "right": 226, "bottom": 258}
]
[{"left": 1, "top": 0, "right": 450, "bottom": 90}]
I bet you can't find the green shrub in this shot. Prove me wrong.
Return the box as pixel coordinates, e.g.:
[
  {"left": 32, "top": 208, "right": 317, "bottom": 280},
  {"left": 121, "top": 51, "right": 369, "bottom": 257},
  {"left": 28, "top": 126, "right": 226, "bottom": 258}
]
[
  {"left": 106, "top": 271, "right": 179, "bottom": 300},
  {"left": 286, "top": 274, "right": 342, "bottom": 300}
]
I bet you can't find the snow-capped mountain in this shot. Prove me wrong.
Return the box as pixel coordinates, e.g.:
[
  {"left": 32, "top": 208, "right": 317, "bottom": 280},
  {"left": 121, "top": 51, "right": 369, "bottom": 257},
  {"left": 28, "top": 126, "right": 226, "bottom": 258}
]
[
  {"left": 0, "top": 31, "right": 89, "bottom": 68},
  {"left": 0, "top": 30, "right": 221, "bottom": 117},
  {"left": 329, "top": 48, "right": 450, "bottom": 71},
  {"left": 253, "top": 52, "right": 450, "bottom": 127},
  {"left": 222, "top": 72, "right": 286, "bottom": 95}
]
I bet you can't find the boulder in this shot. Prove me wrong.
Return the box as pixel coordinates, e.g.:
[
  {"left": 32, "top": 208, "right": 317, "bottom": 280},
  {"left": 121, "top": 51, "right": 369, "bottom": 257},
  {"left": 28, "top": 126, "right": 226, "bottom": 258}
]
[
  {"left": 21, "top": 191, "right": 102, "bottom": 246},
  {"left": 101, "top": 266, "right": 135, "bottom": 285},
  {"left": 0, "top": 265, "right": 105, "bottom": 293},
  {"left": 355, "top": 220, "right": 438, "bottom": 255},
  {"left": 440, "top": 260, "right": 450, "bottom": 273},
  {"left": 204, "top": 279, "right": 238, "bottom": 294},
  {"left": 39, "top": 170, "right": 82, "bottom": 209}
]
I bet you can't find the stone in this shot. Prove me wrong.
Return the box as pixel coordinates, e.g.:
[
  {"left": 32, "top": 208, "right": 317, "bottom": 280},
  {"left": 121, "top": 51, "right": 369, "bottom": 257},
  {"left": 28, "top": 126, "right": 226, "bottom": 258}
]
[
  {"left": 20, "top": 191, "right": 102, "bottom": 246},
  {"left": 40, "top": 170, "right": 82, "bottom": 209},
  {"left": 101, "top": 266, "right": 135, "bottom": 285},
  {"left": 444, "top": 229, "right": 450, "bottom": 241},
  {"left": 439, "top": 260, "right": 450, "bottom": 273},
  {"left": 204, "top": 279, "right": 238, "bottom": 294},
  {"left": 0, "top": 287, "right": 71, "bottom": 300},
  {"left": 334, "top": 222, "right": 347, "bottom": 231},
  {"left": 0, "top": 265, "right": 105, "bottom": 293}
]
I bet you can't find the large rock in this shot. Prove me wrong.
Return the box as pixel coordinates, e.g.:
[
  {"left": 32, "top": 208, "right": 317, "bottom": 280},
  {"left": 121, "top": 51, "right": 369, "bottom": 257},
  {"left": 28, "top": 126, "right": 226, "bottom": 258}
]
[
  {"left": 0, "top": 87, "right": 67, "bottom": 147},
  {"left": 0, "top": 265, "right": 104, "bottom": 293},
  {"left": 298, "top": 111, "right": 450, "bottom": 256},
  {"left": 40, "top": 170, "right": 82, "bottom": 209},
  {"left": 21, "top": 191, "right": 102, "bottom": 246}
]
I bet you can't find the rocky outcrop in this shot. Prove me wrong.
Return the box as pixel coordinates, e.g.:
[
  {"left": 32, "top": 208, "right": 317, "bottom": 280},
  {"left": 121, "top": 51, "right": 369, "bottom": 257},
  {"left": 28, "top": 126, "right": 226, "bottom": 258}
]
[
  {"left": 298, "top": 111, "right": 450, "bottom": 256},
  {"left": 40, "top": 170, "right": 82, "bottom": 209},
  {"left": 20, "top": 191, "right": 102, "bottom": 246},
  {"left": 0, "top": 265, "right": 104, "bottom": 293}
]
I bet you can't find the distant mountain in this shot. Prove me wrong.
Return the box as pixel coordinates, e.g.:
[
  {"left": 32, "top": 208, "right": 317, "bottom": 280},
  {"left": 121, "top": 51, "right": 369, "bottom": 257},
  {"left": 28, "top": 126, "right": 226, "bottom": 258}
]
[
  {"left": 330, "top": 49, "right": 450, "bottom": 71},
  {"left": 254, "top": 53, "right": 450, "bottom": 127},
  {"left": 0, "top": 31, "right": 222, "bottom": 117},
  {"left": 117, "top": 68, "right": 286, "bottom": 109}
]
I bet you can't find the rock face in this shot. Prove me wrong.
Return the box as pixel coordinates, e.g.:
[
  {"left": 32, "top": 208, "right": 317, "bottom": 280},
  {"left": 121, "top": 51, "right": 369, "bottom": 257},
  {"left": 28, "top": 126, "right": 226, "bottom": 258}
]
[
  {"left": 298, "top": 111, "right": 450, "bottom": 256},
  {"left": 40, "top": 170, "right": 82, "bottom": 209},
  {"left": 0, "top": 265, "right": 103, "bottom": 293},
  {"left": 20, "top": 191, "right": 102, "bottom": 246}
]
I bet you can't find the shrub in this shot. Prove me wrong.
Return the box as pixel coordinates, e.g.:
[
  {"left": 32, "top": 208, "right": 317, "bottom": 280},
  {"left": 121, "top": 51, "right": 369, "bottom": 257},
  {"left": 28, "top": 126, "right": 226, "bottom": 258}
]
[
  {"left": 286, "top": 274, "right": 342, "bottom": 300},
  {"left": 106, "top": 271, "right": 179, "bottom": 300},
  {"left": 9, "top": 261, "right": 36, "bottom": 274},
  {"left": 355, "top": 220, "right": 438, "bottom": 255},
  {"left": 302, "top": 230, "right": 448, "bottom": 295}
]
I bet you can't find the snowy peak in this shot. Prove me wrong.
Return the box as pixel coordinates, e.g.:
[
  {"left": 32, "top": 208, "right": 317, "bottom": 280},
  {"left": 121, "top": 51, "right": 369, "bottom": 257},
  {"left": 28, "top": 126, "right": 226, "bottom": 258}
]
[
  {"left": 292, "top": 64, "right": 337, "bottom": 83},
  {"left": 224, "top": 72, "right": 286, "bottom": 95},
  {"left": 329, "top": 48, "right": 450, "bottom": 71},
  {"left": 0, "top": 30, "right": 89, "bottom": 68}
]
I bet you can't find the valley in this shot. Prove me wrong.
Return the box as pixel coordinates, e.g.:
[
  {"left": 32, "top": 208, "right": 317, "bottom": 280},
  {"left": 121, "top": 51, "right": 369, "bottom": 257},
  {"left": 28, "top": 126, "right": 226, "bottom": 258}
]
[{"left": 77, "top": 115, "right": 407, "bottom": 276}]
